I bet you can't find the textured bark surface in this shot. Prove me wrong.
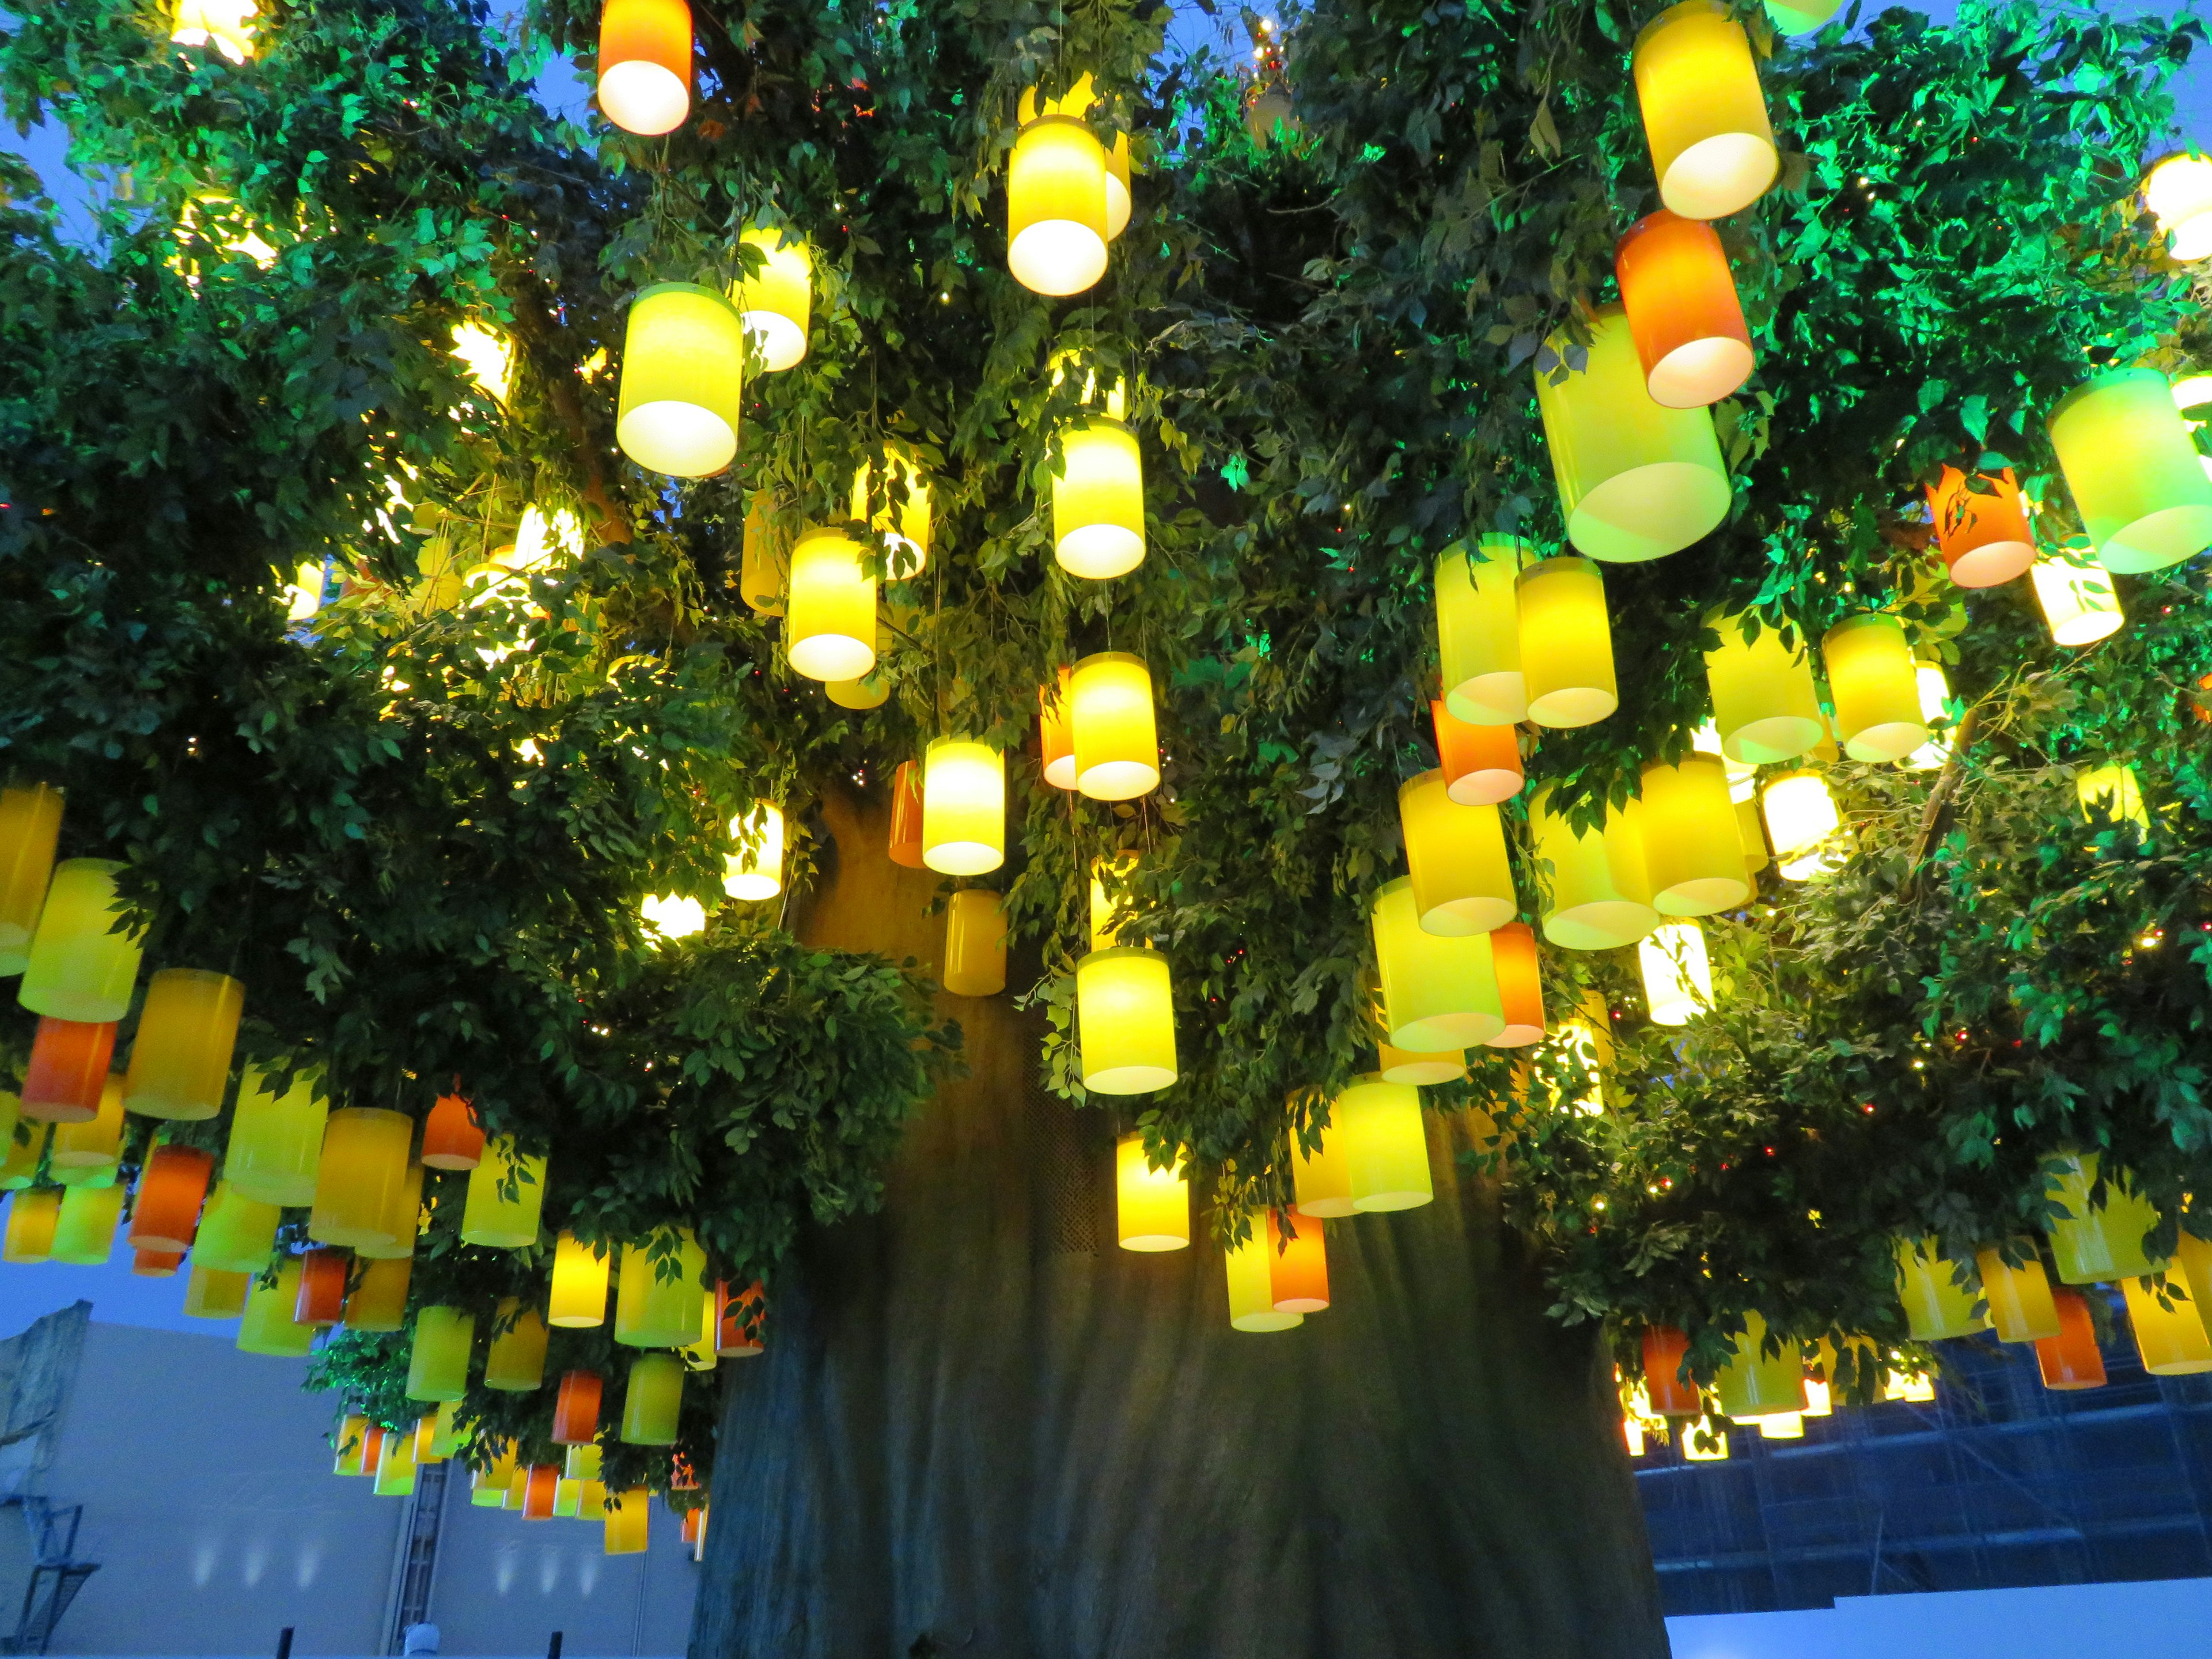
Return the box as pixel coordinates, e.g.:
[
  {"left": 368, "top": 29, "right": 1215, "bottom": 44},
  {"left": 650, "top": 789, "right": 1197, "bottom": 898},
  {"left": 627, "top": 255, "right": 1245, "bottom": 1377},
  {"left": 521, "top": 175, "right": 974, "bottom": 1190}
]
[{"left": 691, "top": 780, "right": 1669, "bottom": 1659}]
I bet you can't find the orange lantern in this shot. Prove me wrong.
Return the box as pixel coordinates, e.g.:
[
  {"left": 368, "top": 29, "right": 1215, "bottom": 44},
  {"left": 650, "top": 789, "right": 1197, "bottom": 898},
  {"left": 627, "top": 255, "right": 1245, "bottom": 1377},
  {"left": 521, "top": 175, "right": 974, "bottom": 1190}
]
[
  {"left": 294, "top": 1247, "right": 350, "bottom": 1325},
  {"left": 522, "top": 1463, "right": 561, "bottom": 1521},
  {"left": 127, "top": 1143, "right": 213, "bottom": 1253},
  {"left": 1431, "top": 700, "right": 1522, "bottom": 806},
  {"left": 1268, "top": 1211, "right": 1329, "bottom": 1313},
  {"left": 133, "top": 1246, "right": 183, "bottom": 1277},
  {"left": 554, "top": 1369, "right": 604, "bottom": 1444},
  {"left": 421, "top": 1094, "right": 484, "bottom": 1171},
  {"left": 1643, "top": 1325, "right": 1701, "bottom": 1416},
  {"left": 1928, "top": 467, "right": 2035, "bottom": 589},
  {"left": 2035, "top": 1287, "right": 2107, "bottom": 1391},
  {"left": 21, "top": 1017, "right": 116, "bottom": 1123},
  {"left": 717, "top": 1279, "right": 767, "bottom": 1355},
  {"left": 1485, "top": 922, "right": 1546, "bottom": 1048},
  {"left": 888, "top": 760, "right": 926, "bottom": 868},
  {"left": 1613, "top": 210, "right": 1752, "bottom": 408},
  {"left": 1040, "top": 669, "right": 1077, "bottom": 790},
  {"left": 597, "top": 0, "right": 692, "bottom": 137}
]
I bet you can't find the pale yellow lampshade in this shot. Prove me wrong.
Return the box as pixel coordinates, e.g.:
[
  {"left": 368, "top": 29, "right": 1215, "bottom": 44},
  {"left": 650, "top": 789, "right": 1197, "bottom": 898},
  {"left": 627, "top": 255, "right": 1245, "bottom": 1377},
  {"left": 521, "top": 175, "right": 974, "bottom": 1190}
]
[
  {"left": 1070, "top": 653, "right": 1160, "bottom": 800},
  {"left": 0, "top": 782, "right": 63, "bottom": 975},
  {"left": 2142, "top": 151, "right": 2212, "bottom": 261},
  {"left": 1435, "top": 536, "right": 1528, "bottom": 724},
  {"left": 785, "top": 526, "right": 877, "bottom": 683},
  {"left": 1713, "top": 1313, "right": 1804, "bottom": 1418},
  {"left": 1516, "top": 556, "right": 1618, "bottom": 726},
  {"left": 722, "top": 802, "right": 785, "bottom": 901},
  {"left": 1007, "top": 116, "right": 1109, "bottom": 296},
  {"left": 732, "top": 225, "right": 811, "bottom": 372},
  {"left": 172, "top": 0, "right": 259, "bottom": 62},
  {"left": 1974, "top": 1246, "right": 2061, "bottom": 1344},
  {"left": 460, "top": 1138, "right": 547, "bottom": 1249},
  {"left": 1822, "top": 613, "right": 1927, "bottom": 763},
  {"left": 20, "top": 859, "right": 143, "bottom": 1024},
  {"left": 1088, "top": 851, "right": 1140, "bottom": 951},
  {"left": 236, "top": 1257, "right": 313, "bottom": 1357},
  {"left": 548, "top": 1231, "right": 612, "bottom": 1328},
  {"left": 1078, "top": 948, "right": 1179, "bottom": 1094},
  {"left": 1637, "top": 921, "right": 1712, "bottom": 1027},
  {"left": 2043, "top": 1151, "right": 2164, "bottom": 1283},
  {"left": 2123, "top": 1275, "right": 2212, "bottom": 1375},
  {"left": 1633, "top": 2, "right": 1779, "bottom": 220},
  {"left": 1760, "top": 772, "right": 1842, "bottom": 881},
  {"left": 1529, "top": 785, "right": 1658, "bottom": 950},
  {"left": 2077, "top": 764, "right": 2150, "bottom": 834},
  {"left": 1053, "top": 419, "right": 1145, "bottom": 578},
  {"left": 2048, "top": 368, "right": 2212, "bottom": 574},
  {"left": 1703, "top": 610, "right": 1823, "bottom": 764},
  {"left": 941, "top": 890, "right": 1008, "bottom": 998},
  {"left": 307, "top": 1107, "right": 412, "bottom": 1251},
  {"left": 1894, "top": 1237, "right": 1987, "bottom": 1340},
  {"left": 123, "top": 968, "right": 244, "bottom": 1121},
  {"left": 1115, "top": 1134, "right": 1188, "bottom": 1249},
  {"left": 1370, "top": 876, "right": 1504, "bottom": 1049},
  {"left": 614, "top": 1227, "right": 709, "bottom": 1347},
  {"left": 921, "top": 737, "right": 1005, "bottom": 876},
  {"left": 1335, "top": 1075, "right": 1433, "bottom": 1211},
  {"left": 1224, "top": 1228, "right": 1302, "bottom": 1332},
  {"left": 615, "top": 283, "right": 746, "bottom": 478},
  {"left": 2030, "top": 552, "right": 2124, "bottom": 647},
  {"left": 1639, "top": 756, "right": 1749, "bottom": 915},
  {"left": 1293, "top": 1107, "right": 1354, "bottom": 1219},
  {"left": 1397, "top": 771, "right": 1515, "bottom": 936}
]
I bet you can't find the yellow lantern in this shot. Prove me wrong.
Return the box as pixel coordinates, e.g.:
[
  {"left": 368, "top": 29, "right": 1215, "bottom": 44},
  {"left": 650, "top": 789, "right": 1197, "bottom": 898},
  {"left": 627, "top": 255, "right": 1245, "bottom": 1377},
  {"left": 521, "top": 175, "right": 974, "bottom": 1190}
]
[
  {"left": 733, "top": 225, "right": 811, "bottom": 372},
  {"left": 1335, "top": 1075, "right": 1432, "bottom": 1211},
  {"left": 2141, "top": 151, "right": 2212, "bottom": 261},
  {"left": 1077, "top": 948, "right": 1179, "bottom": 1093},
  {"left": 307, "top": 1107, "right": 412, "bottom": 1251},
  {"left": 1632, "top": 2, "right": 1779, "bottom": 220},
  {"left": 1007, "top": 115, "right": 1110, "bottom": 296},
  {"left": 192, "top": 1181, "right": 280, "bottom": 1274},
  {"left": 0, "top": 782, "right": 63, "bottom": 976},
  {"left": 1760, "top": 772, "right": 1842, "bottom": 881},
  {"left": 549, "top": 1230, "right": 613, "bottom": 1327},
  {"left": 1639, "top": 756, "right": 1749, "bottom": 915},
  {"left": 224, "top": 1063, "right": 328, "bottom": 1206},
  {"left": 1370, "top": 877, "right": 1504, "bottom": 1049},
  {"left": 50, "top": 1077, "right": 124, "bottom": 1173},
  {"left": 1683, "top": 1415, "right": 1730, "bottom": 1461},
  {"left": 2048, "top": 368, "right": 2212, "bottom": 573},
  {"left": 1534, "top": 307, "right": 1730, "bottom": 563},
  {"left": 604, "top": 1488, "right": 652, "bottom": 1555},
  {"left": 785, "top": 525, "right": 877, "bottom": 682},
  {"left": 19, "top": 859, "right": 142, "bottom": 1024},
  {"left": 621, "top": 1353, "right": 685, "bottom": 1445},
  {"left": 850, "top": 456, "right": 930, "bottom": 578},
  {"left": 461, "top": 1138, "right": 547, "bottom": 1249},
  {"left": 183, "top": 1264, "right": 249, "bottom": 1318},
  {"left": 1114, "top": 1135, "right": 1189, "bottom": 1250},
  {"left": 1637, "top": 921, "right": 1711, "bottom": 1027},
  {"left": 121, "top": 968, "right": 244, "bottom": 1121},
  {"left": 1763, "top": 0, "right": 1843, "bottom": 32},
  {"left": 1516, "top": 556, "right": 1618, "bottom": 726},
  {"left": 354, "top": 1156, "right": 423, "bottom": 1263},
  {"left": 2044, "top": 1151, "right": 2164, "bottom": 1283},
  {"left": 1529, "top": 786, "right": 1657, "bottom": 951},
  {"left": 597, "top": 0, "right": 692, "bottom": 136},
  {"left": 1292, "top": 1107, "right": 1354, "bottom": 1218},
  {"left": 1974, "top": 1246, "right": 2061, "bottom": 1343},
  {"left": 484, "top": 1299, "right": 550, "bottom": 1392},
  {"left": 406, "top": 1306, "right": 476, "bottom": 1402},
  {"left": 470, "top": 1441, "right": 518, "bottom": 1508},
  {"left": 1713, "top": 1313, "right": 1805, "bottom": 1417},
  {"left": 615, "top": 1227, "right": 708, "bottom": 1347},
  {"left": 942, "top": 890, "right": 1007, "bottom": 998},
  {"left": 1020, "top": 75, "right": 1130, "bottom": 239},
  {"left": 1088, "top": 851, "right": 1140, "bottom": 950},
  {"left": 237, "top": 1258, "right": 314, "bottom": 1357},
  {"left": 921, "top": 738, "right": 1005, "bottom": 876},
  {"left": 171, "top": 0, "right": 257, "bottom": 62},
  {"left": 333, "top": 1414, "right": 374, "bottom": 1478},
  {"left": 2030, "top": 551, "right": 2124, "bottom": 647},
  {"left": 740, "top": 493, "right": 787, "bottom": 616},
  {"left": 1378, "top": 1044, "right": 1467, "bottom": 1085},
  {"left": 1052, "top": 419, "right": 1145, "bottom": 578},
  {"left": 1224, "top": 1227, "right": 1302, "bottom": 1333},
  {"left": 1703, "top": 611, "right": 1824, "bottom": 764},
  {"left": 1755, "top": 1411, "right": 1804, "bottom": 1441},
  {"left": 1821, "top": 614, "right": 1927, "bottom": 763},
  {"left": 344, "top": 1257, "right": 412, "bottom": 1332},
  {"left": 2123, "top": 1275, "right": 2212, "bottom": 1374},
  {"left": 1, "top": 1118, "right": 47, "bottom": 1190},
  {"left": 2077, "top": 764, "right": 2150, "bottom": 835},
  {"left": 639, "top": 893, "right": 707, "bottom": 940},
  {"left": 1069, "top": 653, "right": 1160, "bottom": 800},
  {"left": 1904, "top": 661, "right": 1953, "bottom": 772},
  {"left": 3, "top": 1188, "right": 59, "bottom": 1262},
  {"left": 49, "top": 1182, "right": 124, "bottom": 1264},
  {"left": 680, "top": 1287, "right": 719, "bottom": 1372},
  {"left": 1435, "top": 537, "right": 1528, "bottom": 724},
  {"left": 1397, "top": 771, "right": 1515, "bottom": 935},
  {"left": 615, "top": 283, "right": 747, "bottom": 479},
  {"left": 722, "top": 802, "right": 785, "bottom": 901},
  {"left": 373, "top": 1429, "right": 419, "bottom": 1498},
  {"left": 1893, "top": 1237, "right": 1988, "bottom": 1340}
]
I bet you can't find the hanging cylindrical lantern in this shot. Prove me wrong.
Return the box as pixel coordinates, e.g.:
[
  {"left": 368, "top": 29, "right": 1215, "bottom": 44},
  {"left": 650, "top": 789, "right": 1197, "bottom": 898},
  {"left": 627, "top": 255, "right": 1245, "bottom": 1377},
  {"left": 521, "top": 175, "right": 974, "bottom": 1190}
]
[
  {"left": 1039, "top": 670, "right": 1078, "bottom": 791},
  {"left": 1927, "top": 467, "right": 2035, "bottom": 588},
  {"left": 921, "top": 737, "right": 1006, "bottom": 876},
  {"left": 2044, "top": 1151, "right": 2164, "bottom": 1283},
  {"left": 718, "top": 1279, "right": 767, "bottom": 1355},
  {"left": 1529, "top": 786, "right": 1657, "bottom": 951},
  {"left": 597, "top": 0, "right": 692, "bottom": 136},
  {"left": 941, "top": 890, "right": 1007, "bottom": 998},
  {"left": 1894, "top": 1237, "right": 1987, "bottom": 1340},
  {"left": 1484, "top": 921, "right": 1546, "bottom": 1047},
  {"left": 406, "top": 1306, "right": 476, "bottom": 1402},
  {"left": 1089, "top": 852, "right": 1141, "bottom": 950},
  {"left": 888, "top": 758, "right": 927, "bottom": 866},
  {"left": 414, "top": 1410, "right": 448, "bottom": 1466},
  {"left": 722, "top": 802, "right": 786, "bottom": 901},
  {"left": 1431, "top": 699, "right": 1522, "bottom": 806},
  {"left": 485, "top": 1298, "right": 550, "bottom": 1392},
  {"left": 294, "top": 1247, "right": 349, "bottom": 1325},
  {"left": 2035, "top": 1287, "right": 2108, "bottom": 1390},
  {"left": 1822, "top": 613, "right": 1927, "bottom": 763},
  {"left": 2048, "top": 368, "right": 2212, "bottom": 573},
  {"left": 1639, "top": 756, "right": 1750, "bottom": 915},
  {"left": 1535, "top": 307, "right": 1731, "bottom": 563},
  {"left": 236, "top": 1257, "right": 313, "bottom": 1357},
  {"left": 127, "top": 1143, "right": 213, "bottom": 1253},
  {"left": 1376, "top": 1044, "right": 1464, "bottom": 1085},
  {"left": 2141, "top": 151, "right": 2212, "bottom": 261},
  {"left": 2076, "top": 764, "right": 2151, "bottom": 835},
  {"left": 1224, "top": 1225, "right": 1302, "bottom": 1333},
  {"left": 1516, "top": 556, "right": 1618, "bottom": 726},
  {"left": 2122, "top": 1275, "right": 2212, "bottom": 1375},
  {"left": 785, "top": 525, "right": 877, "bottom": 683},
  {"left": 1069, "top": 653, "right": 1160, "bottom": 800},
  {"left": 133, "top": 1246, "right": 183, "bottom": 1277},
  {"left": 1077, "top": 948, "right": 1179, "bottom": 1093},
  {"left": 1704, "top": 610, "right": 1824, "bottom": 764},
  {"left": 224, "top": 1063, "right": 328, "bottom": 1206},
  {"left": 356, "top": 1157, "right": 423, "bottom": 1263},
  {"left": 620, "top": 1353, "right": 685, "bottom": 1445},
  {"left": 2030, "top": 551, "right": 2125, "bottom": 647},
  {"left": 20, "top": 859, "right": 142, "bottom": 1024},
  {"left": 1267, "top": 1209, "right": 1328, "bottom": 1313},
  {"left": 1760, "top": 771, "right": 1842, "bottom": 881},
  {"left": 460, "top": 1137, "right": 548, "bottom": 1249},
  {"left": 1975, "top": 1246, "right": 2062, "bottom": 1344},
  {"left": 511, "top": 1463, "right": 554, "bottom": 1520},
  {"left": 1397, "top": 771, "right": 1515, "bottom": 937},
  {"left": 615, "top": 283, "right": 747, "bottom": 478},
  {"left": 604, "top": 1488, "right": 652, "bottom": 1555},
  {"left": 22, "top": 1017, "right": 118, "bottom": 1123},
  {"left": 468, "top": 1441, "right": 516, "bottom": 1508},
  {"left": 1614, "top": 210, "right": 1752, "bottom": 407},
  {"left": 193, "top": 1181, "right": 279, "bottom": 1273},
  {"left": 1114, "top": 1135, "right": 1188, "bottom": 1250},
  {"left": 554, "top": 1370, "right": 604, "bottom": 1445},
  {"left": 344, "top": 1257, "right": 411, "bottom": 1332},
  {"left": 50, "top": 1077, "right": 124, "bottom": 1173},
  {"left": 1435, "top": 537, "right": 1528, "bottom": 724},
  {"left": 2, "top": 1188, "right": 59, "bottom": 1263},
  {"left": 1714, "top": 1312, "right": 1804, "bottom": 1417},
  {"left": 0, "top": 1120, "right": 44, "bottom": 1190},
  {"left": 615, "top": 1226, "right": 708, "bottom": 1347},
  {"left": 49, "top": 1181, "right": 124, "bottom": 1264},
  {"left": 1335, "top": 1074, "right": 1433, "bottom": 1211},
  {"left": 121, "top": 968, "right": 243, "bottom": 1122},
  {"left": 1052, "top": 419, "right": 1145, "bottom": 578},
  {"left": 1632, "top": 1, "right": 1779, "bottom": 220},
  {"left": 1642, "top": 1326, "right": 1702, "bottom": 1416},
  {"left": 333, "top": 1415, "right": 375, "bottom": 1478},
  {"left": 550, "top": 1231, "right": 613, "bottom": 1327},
  {"left": 1370, "top": 877, "right": 1504, "bottom": 1049},
  {"left": 733, "top": 225, "right": 811, "bottom": 371},
  {"left": 0, "top": 781, "right": 63, "bottom": 976},
  {"left": 1007, "top": 115, "right": 1110, "bottom": 296},
  {"left": 182, "top": 1263, "right": 249, "bottom": 1319},
  {"left": 1638, "top": 921, "right": 1712, "bottom": 1027},
  {"left": 740, "top": 491, "right": 787, "bottom": 616},
  {"left": 1292, "top": 1107, "right": 1354, "bottom": 1219},
  {"left": 851, "top": 456, "right": 930, "bottom": 578},
  {"left": 421, "top": 1093, "right": 483, "bottom": 1171},
  {"left": 308, "top": 1107, "right": 412, "bottom": 1251}
]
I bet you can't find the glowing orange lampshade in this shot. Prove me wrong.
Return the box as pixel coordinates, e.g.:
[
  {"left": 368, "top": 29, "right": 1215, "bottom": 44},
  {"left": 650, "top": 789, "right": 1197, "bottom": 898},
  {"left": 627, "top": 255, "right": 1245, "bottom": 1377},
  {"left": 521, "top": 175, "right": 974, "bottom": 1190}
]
[
  {"left": 421, "top": 1093, "right": 484, "bottom": 1171},
  {"left": 717, "top": 1279, "right": 767, "bottom": 1355},
  {"left": 21, "top": 1017, "right": 116, "bottom": 1123},
  {"left": 2036, "top": 1287, "right": 2107, "bottom": 1391},
  {"left": 126, "top": 1143, "right": 212, "bottom": 1253},
  {"left": 553, "top": 1369, "right": 603, "bottom": 1444},
  {"left": 888, "top": 760, "right": 927, "bottom": 867},
  {"left": 521, "top": 1463, "right": 560, "bottom": 1521},
  {"left": 1431, "top": 699, "right": 1522, "bottom": 806},
  {"left": 294, "top": 1247, "right": 350, "bottom": 1325},
  {"left": 1929, "top": 467, "right": 2035, "bottom": 589},
  {"left": 1484, "top": 921, "right": 1547, "bottom": 1047},
  {"left": 1040, "top": 669, "right": 1077, "bottom": 790},
  {"left": 1614, "top": 210, "right": 1752, "bottom": 407},
  {"left": 1268, "top": 1211, "right": 1329, "bottom": 1313},
  {"left": 1642, "top": 1325, "right": 1701, "bottom": 1416},
  {"left": 597, "top": 0, "right": 691, "bottom": 137}
]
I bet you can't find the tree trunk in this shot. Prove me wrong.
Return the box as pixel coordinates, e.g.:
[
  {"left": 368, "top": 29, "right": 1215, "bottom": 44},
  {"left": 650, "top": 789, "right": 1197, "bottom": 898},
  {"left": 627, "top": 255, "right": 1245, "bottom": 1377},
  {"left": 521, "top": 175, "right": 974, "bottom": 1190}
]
[{"left": 690, "top": 781, "right": 1669, "bottom": 1659}]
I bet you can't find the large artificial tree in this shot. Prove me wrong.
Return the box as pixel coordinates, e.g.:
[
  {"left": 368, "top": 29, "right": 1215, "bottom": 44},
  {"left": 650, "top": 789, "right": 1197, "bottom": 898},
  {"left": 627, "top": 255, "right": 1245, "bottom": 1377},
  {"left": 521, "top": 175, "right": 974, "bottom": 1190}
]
[{"left": 4, "top": 0, "right": 2212, "bottom": 1652}]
